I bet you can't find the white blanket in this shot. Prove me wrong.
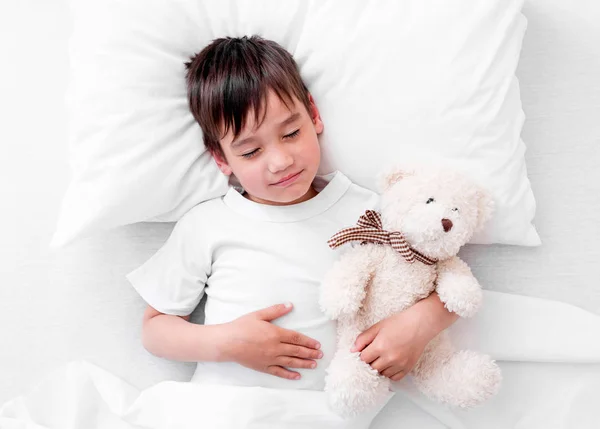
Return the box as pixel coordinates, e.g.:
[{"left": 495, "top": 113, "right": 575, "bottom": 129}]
[{"left": 2, "top": 291, "right": 600, "bottom": 429}]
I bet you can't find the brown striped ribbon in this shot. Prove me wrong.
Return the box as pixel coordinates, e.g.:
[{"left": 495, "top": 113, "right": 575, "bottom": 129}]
[{"left": 327, "top": 210, "right": 437, "bottom": 266}]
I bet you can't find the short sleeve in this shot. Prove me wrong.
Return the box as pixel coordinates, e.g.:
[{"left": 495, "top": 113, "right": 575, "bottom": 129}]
[{"left": 126, "top": 212, "right": 210, "bottom": 316}]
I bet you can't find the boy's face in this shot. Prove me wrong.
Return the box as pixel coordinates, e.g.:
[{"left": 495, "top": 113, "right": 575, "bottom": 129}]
[{"left": 212, "top": 89, "right": 324, "bottom": 206}]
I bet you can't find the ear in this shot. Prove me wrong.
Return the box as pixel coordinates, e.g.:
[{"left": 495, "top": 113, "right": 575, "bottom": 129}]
[
  {"left": 308, "top": 93, "right": 324, "bottom": 135},
  {"left": 475, "top": 186, "right": 495, "bottom": 232},
  {"left": 377, "top": 165, "right": 415, "bottom": 193},
  {"left": 211, "top": 150, "right": 233, "bottom": 176}
]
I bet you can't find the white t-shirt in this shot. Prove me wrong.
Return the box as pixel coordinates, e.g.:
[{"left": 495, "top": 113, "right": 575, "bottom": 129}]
[{"left": 126, "top": 170, "right": 379, "bottom": 390}]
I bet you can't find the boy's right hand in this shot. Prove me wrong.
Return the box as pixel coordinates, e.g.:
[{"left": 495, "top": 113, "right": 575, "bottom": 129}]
[{"left": 220, "top": 303, "right": 323, "bottom": 380}]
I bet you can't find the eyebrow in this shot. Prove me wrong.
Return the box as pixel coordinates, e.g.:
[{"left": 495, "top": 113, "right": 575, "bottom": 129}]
[{"left": 230, "top": 112, "right": 301, "bottom": 149}]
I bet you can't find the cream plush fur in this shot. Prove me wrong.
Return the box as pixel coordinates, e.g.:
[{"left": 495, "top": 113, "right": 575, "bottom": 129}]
[{"left": 319, "top": 165, "right": 502, "bottom": 417}]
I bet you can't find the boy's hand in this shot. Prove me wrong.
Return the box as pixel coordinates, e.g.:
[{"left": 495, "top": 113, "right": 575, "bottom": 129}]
[
  {"left": 221, "top": 303, "right": 323, "bottom": 380},
  {"left": 350, "top": 308, "right": 430, "bottom": 381},
  {"left": 350, "top": 293, "right": 456, "bottom": 382}
]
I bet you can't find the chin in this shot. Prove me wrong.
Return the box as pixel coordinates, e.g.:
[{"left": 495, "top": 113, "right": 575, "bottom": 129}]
[
  {"left": 255, "top": 175, "right": 314, "bottom": 205},
  {"left": 282, "top": 189, "right": 310, "bottom": 204}
]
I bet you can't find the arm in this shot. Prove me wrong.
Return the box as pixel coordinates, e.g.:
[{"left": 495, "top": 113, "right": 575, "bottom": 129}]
[
  {"left": 141, "top": 303, "right": 324, "bottom": 381},
  {"left": 435, "top": 256, "right": 483, "bottom": 318},
  {"left": 142, "top": 305, "right": 228, "bottom": 363},
  {"left": 319, "top": 245, "right": 380, "bottom": 320},
  {"left": 415, "top": 291, "right": 460, "bottom": 339},
  {"left": 351, "top": 291, "right": 459, "bottom": 381}
]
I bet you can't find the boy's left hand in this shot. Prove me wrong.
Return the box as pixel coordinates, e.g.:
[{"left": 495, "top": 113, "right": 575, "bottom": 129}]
[{"left": 350, "top": 304, "right": 436, "bottom": 382}]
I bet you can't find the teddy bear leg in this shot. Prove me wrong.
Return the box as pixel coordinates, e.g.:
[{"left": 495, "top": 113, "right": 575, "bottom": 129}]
[
  {"left": 411, "top": 331, "right": 502, "bottom": 408},
  {"left": 324, "top": 326, "right": 391, "bottom": 417}
]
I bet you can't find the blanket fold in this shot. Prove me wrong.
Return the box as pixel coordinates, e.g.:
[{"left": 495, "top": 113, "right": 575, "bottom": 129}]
[{"left": 2, "top": 291, "right": 600, "bottom": 429}]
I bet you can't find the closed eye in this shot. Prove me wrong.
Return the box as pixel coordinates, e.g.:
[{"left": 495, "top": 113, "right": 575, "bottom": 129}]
[
  {"left": 284, "top": 129, "right": 300, "bottom": 139},
  {"left": 242, "top": 129, "right": 300, "bottom": 159},
  {"left": 241, "top": 149, "right": 259, "bottom": 159}
]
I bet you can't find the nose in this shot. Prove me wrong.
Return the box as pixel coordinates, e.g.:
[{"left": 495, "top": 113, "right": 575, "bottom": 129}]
[
  {"left": 442, "top": 218, "right": 453, "bottom": 232},
  {"left": 268, "top": 147, "right": 294, "bottom": 173}
]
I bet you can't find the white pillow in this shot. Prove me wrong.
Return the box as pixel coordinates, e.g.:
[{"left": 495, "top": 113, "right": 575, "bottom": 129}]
[{"left": 52, "top": 0, "right": 539, "bottom": 248}]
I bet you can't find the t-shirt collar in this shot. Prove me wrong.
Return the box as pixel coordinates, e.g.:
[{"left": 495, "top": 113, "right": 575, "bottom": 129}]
[{"left": 223, "top": 170, "right": 351, "bottom": 222}]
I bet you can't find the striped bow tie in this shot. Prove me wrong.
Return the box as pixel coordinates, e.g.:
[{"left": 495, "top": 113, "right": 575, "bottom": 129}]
[{"left": 327, "top": 210, "right": 437, "bottom": 266}]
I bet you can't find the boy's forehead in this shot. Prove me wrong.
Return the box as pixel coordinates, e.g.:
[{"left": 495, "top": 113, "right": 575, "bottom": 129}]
[
  {"left": 223, "top": 92, "right": 301, "bottom": 144},
  {"left": 250, "top": 91, "right": 299, "bottom": 128}
]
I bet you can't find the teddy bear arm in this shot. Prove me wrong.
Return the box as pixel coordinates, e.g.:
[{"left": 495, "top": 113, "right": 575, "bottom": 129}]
[
  {"left": 435, "top": 256, "right": 483, "bottom": 318},
  {"left": 319, "top": 246, "right": 378, "bottom": 320}
]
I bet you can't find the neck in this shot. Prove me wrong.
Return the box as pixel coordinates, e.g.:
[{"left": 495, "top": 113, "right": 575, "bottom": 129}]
[{"left": 244, "top": 185, "right": 318, "bottom": 206}]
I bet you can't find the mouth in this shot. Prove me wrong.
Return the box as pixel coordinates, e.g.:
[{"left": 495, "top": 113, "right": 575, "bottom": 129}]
[
  {"left": 414, "top": 229, "right": 444, "bottom": 244},
  {"left": 272, "top": 170, "right": 303, "bottom": 186}
]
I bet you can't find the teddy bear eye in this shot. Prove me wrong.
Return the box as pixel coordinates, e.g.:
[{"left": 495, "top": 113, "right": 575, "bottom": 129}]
[
  {"left": 426, "top": 198, "right": 435, "bottom": 204},
  {"left": 452, "top": 207, "right": 459, "bottom": 212}
]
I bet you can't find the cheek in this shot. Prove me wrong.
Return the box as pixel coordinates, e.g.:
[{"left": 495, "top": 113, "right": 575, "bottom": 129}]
[
  {"left": 309, "top": 144, "right": 321, "bottom": 168},
  {"left": 408, "top": 204, "right": 441, "bottom": 223},
  {"left": 298, "top": 136, "right": 321, "bottom": 166},
  {"left": 402, "top": 204, "right": 446, "bottom": 238},
  {"left": 232, "top": 161, "right": 265, "bottom": 190},
  {"left": 450, "top": 220, "right": 468, "bottom": 239},
  {"left": 453, "top": 211, "right": 477, "bottom": 236},
  {"left": 381, "top": 199, "right": 412, "bottom": 230}
]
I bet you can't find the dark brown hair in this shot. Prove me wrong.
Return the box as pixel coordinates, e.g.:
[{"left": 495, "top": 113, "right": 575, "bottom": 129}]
[{"left": 184, "top": 35, "right": 312, "bottom": 160}]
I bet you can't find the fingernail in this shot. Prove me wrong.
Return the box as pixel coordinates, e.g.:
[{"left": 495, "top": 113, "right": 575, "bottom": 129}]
[
  {"left": 294, "top": 374, "right": 301, "bottom": 380},
  {"left": 284, "top": 302, "right": 292, "bottom": 308},
  {"left": 310, "top": 362, "right": 316, "bottom": 368},
  {"left": 350, "top": 344, "right": 357, "bottom": 352},
  {"left": 317, "top": 352, "right": 323, "bottom": 359},
  {"left": 315, "top": 342, "right": 321, "bottom": 350}
]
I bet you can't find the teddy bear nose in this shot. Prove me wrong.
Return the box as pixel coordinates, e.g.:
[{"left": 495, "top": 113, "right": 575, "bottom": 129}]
[{"left": 442, "top": 218, "right": 453, "bottom": 232}]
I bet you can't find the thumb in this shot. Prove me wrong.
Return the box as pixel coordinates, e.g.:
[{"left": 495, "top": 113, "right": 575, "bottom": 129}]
[
  {"left": 253, "top": 302, "right": 293, "bottom": 322},
  {"left": 351, "top": 324, "right": 379, "bottom": 353}
]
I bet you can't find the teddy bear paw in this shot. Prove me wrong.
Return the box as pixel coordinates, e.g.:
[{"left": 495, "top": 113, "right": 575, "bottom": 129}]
[
  {"left": 415, "top": 350, "right": 502, "bottom": 408},
  {"left": 436, "top": 274, "right": 483, "bottom": 318},
  {"left": 319, "top": 279, "right": 365, "bottom": 320},
  {"left": 325, "top": 350, "right": 390, "bottom": 417}
]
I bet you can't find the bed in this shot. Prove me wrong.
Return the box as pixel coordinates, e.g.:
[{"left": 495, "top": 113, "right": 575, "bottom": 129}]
[{"left": 0, "top": 0, "right": 599, "bottom": 427}]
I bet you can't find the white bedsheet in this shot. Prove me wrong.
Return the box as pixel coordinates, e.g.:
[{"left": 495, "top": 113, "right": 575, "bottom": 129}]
[{"left": 3, "top": 290, "right": 599, "bottom": 429}]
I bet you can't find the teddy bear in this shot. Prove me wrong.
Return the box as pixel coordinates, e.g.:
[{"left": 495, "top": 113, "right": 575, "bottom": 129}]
[{"left": 319, "top": 164, "right": 502, "bottom": 417}]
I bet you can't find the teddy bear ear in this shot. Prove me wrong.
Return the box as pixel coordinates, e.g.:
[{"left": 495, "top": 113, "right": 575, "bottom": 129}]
[
  {"left": 377, "top": 165, "right": 416, "bottom": 192},
  {"left": 475, "top": 186, "right": 495, "bottom": 232}
]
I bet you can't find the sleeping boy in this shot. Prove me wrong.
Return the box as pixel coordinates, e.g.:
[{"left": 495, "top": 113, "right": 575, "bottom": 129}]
[{"left": 126, "top": 35, "right": 458, "bottom": 390}]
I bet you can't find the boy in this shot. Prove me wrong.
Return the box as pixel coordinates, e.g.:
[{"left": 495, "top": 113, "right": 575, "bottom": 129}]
[{"left": 126, "top": 35, "right": 458, "bottom": 391}]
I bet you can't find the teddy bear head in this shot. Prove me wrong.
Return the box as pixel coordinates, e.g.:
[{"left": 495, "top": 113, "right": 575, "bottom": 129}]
[{"left": 377, "top": 165, "right": 494, "bottom": 261}]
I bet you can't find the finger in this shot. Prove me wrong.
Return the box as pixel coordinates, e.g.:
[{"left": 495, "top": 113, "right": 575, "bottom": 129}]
[
  {"left": 253, "top": 303, "right": 293, "bottom": 322},
  {"left": 276, "top": 356, "right": 318, "bottom": 370},
  {"left": 359, "top": 344, "right": 379, "bottom": 364},
  {"left": 370, "top": 357, "right": 389, "bottom": 374},
  {"left": 266, "top": 365, "right": 301, "bottom": 380},
  {"left": 280, "top": 344, "right": 323, "bottom": 360},
  {"left": 381, "top": 366, "right": 399, "bottom": 379},
  {"left": 391, "top": 370, "right": 406, "bottom": 382},
  {"left": 280, "top": 329, "right": 321, "bottom": 350},
  {"left": 351, "top": 325, "right": 379, "bottom": 353}
]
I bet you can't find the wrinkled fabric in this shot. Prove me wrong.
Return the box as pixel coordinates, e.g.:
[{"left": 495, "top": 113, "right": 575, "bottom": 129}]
[{"left": 2, "top": 291, "right": 600, "bottom": 428}]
